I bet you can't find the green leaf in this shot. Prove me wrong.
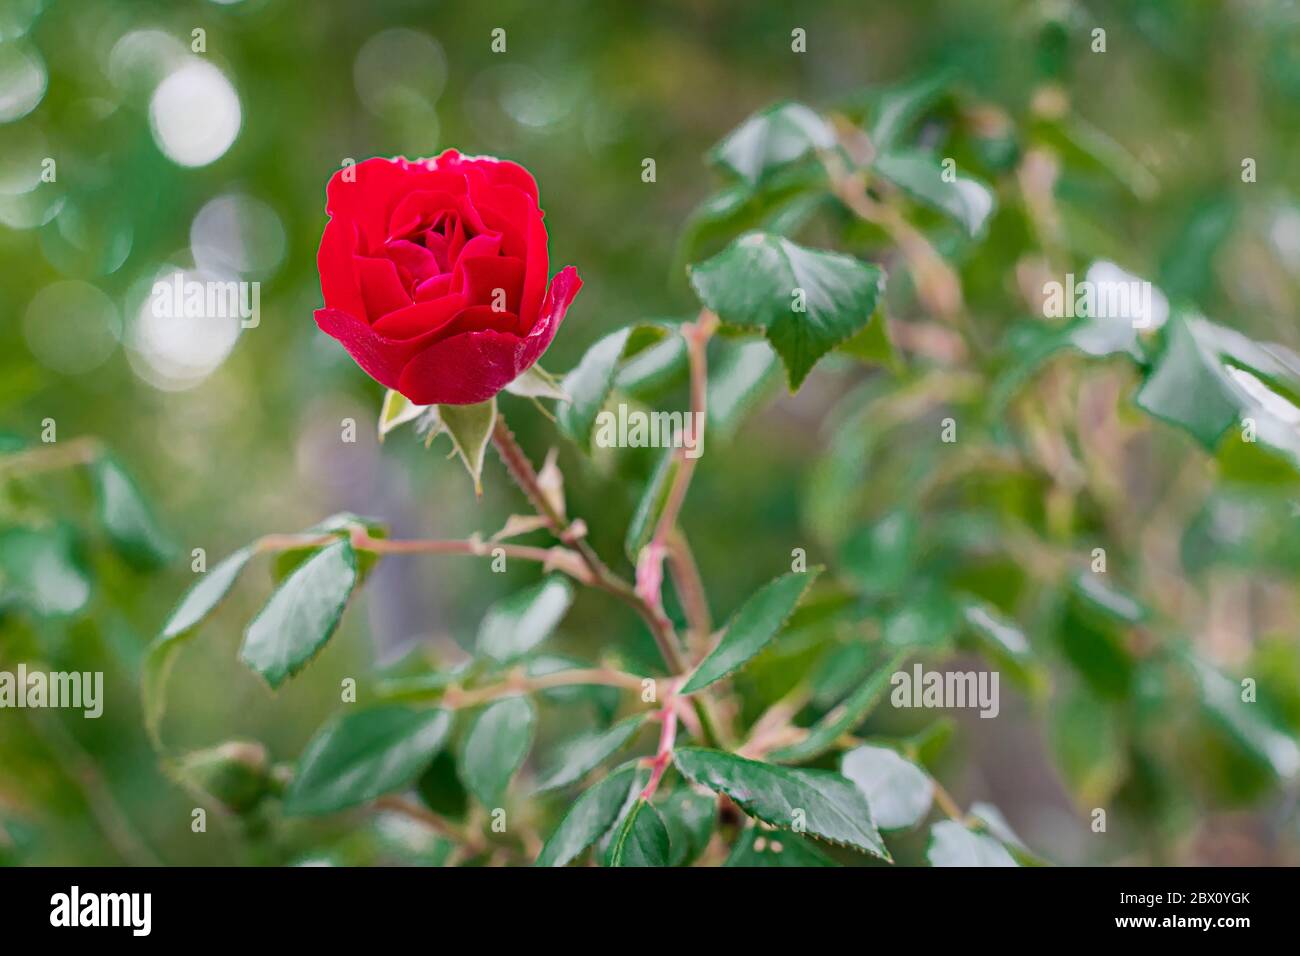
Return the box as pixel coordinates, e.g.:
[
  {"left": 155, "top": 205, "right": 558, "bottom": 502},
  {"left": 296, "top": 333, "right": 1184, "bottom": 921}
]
[
  {"left": 1158, "top": 196, "right": 1235, "bottom": 301},
  {"left": 1189, "top": 655, "right": 1300, "bottom": 780},
  {"left": 458, "top": 695, "right": 536, "bottom": 807},
  {"left": 272, "top": 512, "right": 386, "bottom": 583},
  {"left": 967, "top": 802, "right": 1032, "bottom": 855},
  {"left": 689, "top": 232, "right": 886, "bottom": 390},
  {"left": 0, "top": 523, "right": 91, "bottom": 618},
  {"left": 839, "top": 509, "right": 917, "bottom": 597},
  {"left": 378, "top": 388, "right": 425, "bottom": 440},
  {"left": 707, "top": 339, "right": 783, "bottom": 439},
  {"left": 144, "top": 546, "right": 254, "bottom": 747},
  {"left": 1035, "top": 115, "right": 1158, "bottom": 200},
  {"left": 873, "top": 150, "right": 996, "bottom": 238},
  {"left": 284, "top": 707, "right": 452, "bottom": 815},
  {"left": 724, "top": 823, "right": 836, "bottom": 867},
  {"left": 240, "top": 538, "right": 358, "bottom": 689},
  {"left": 709, "top": 101, "right": 834, "bottom": 188},
  {"left": 1059, "top": 587, "right": 1134, "bottom": 700},
  {"left": 883, "top": 592, "right": 960, "bottom": 652},
  {"left": 91, "top": 453, "right": 173, "bottom": 570},
  {"left": 838, "top": 307, "right": 901, "bottom": 374},
  {"left": 604, "top": 797, "right": 670, "bottom": 867},
  {"left": 416, "top": 750, "right": 470, "bottom": 821},
  {"left": 961, "top": 599, "right": 1031, "bottom": 660},
  {"left": 927, "top": 820, "right": 1018, "bottom": 867},
  {"left": 673, "top": 747, "right": 889, "bottom": 859},
  {"left": 615, "top": 335, "right": 689, "bottom": 400},
  {"left": 1135, "top": 314, "right": 1300, "bottom": 474},
  {"left": 557, "top": 324, "right": 673, "bottom": 451},
  {"left": 840, "top": 745, "right": 934, "bottom": 830},
  {"left": 432, "top": 397, "right": 498, "bottom": 496},
  {"left": 161, "top": 546, "right": 254, "bottom": 640},
  {"left": 682, "top": 568, "right": 820, "bottom": 693},
  {"left": 659, "top": 787, "right": 716, "bottom": 866},
  {"left": 503, "top": 364, "right": 570, "bottom": 402},
  {"left": 810, "top": 642, "right": 876, "bottom": 706},
  {"left": 769, "top": 650, "right": 909, "bottom": 764},
  {"left": 1050, "top": 690, "right": 1125, "bottom": 806},
  {"left": 476, "top": 576, "right": 574, "bottom": 663},
  {"left": 534, "top": 715, "right": 645, "bottom": 792},
  {"left": 535, "top": 764, "right": 646, "bottom": 867},
  {"left": 674, "top": 166, "right": 828, "bottom": 276},
  {"left": 863, "top": 69, "right": 952, "bottom": 152},
  {"left": 1071, "top": 572, "right": 1147, "bottom": 625},
  {"left": 624, "top": 447, "right": 679, "bottom": 562}
]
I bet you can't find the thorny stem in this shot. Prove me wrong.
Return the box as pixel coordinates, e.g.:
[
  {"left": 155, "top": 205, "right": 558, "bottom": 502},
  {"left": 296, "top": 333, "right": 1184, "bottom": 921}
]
[
  {"left": 490, "top": 413, "right": 689, "bottom": 675},
  {"left": 437, "top": 667, "right": 645, "bottom": 710},
  {"left": 640, "top": 681, "right": 683, "bottom": 802},
  {"left": 255, "top": 530, "right": 597, "bottom": 586},
  {"left": 489, "top": 316, "right": 737, "bottom": 765},
  {"left": 631, "top": 312, "right": 718, "bottom": 661}
]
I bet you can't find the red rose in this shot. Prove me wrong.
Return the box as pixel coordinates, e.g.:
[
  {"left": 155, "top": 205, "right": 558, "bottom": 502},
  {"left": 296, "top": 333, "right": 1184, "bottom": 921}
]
[{"left": 314, "top": 150, "right": 581, "bottom": 405}]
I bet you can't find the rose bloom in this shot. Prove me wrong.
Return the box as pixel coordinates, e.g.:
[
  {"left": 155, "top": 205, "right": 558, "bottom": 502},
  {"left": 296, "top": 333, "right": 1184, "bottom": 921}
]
[{"left": 315, "top": 151, "right": 580, "bottom": 405}]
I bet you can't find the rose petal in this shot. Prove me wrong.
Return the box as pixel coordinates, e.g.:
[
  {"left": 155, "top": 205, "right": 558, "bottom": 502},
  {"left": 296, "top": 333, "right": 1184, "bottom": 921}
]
[
  {"left": 370, "top": 293, "right": 469, "bottom": 339},
  {"left": 326, "top": 158, "right": 466, "bottom": 253},
  {"left": 439, "top": 305, "right": 522, "bottom": 338},
  {"left": 394, "top": 265, "right": 581, "bottom": 405},
  {"left": 388, "top": 190, "right": 488, "bottom": 243},
  {"left": 354, "top": 255, "right": 412, "bottom": 317},
  {"left": 521, "top": 264, "right": 582, "bottom": 368},
  {"left": 317, "top": 218, "right": 366, "bottom": 321},
  {"left": 383, "top": 239, "right": 439, "bottom": 286},
  {"left": 315, "top": 306, "right": 457, "bottom": 389},
  {"left": 456, "top": 254, "right": 525, "bottom": 312},
  {"left": 465, "top": 173, "right": 533, "bottom": 258},
  {"left": 415, "top": 273, "right": 453, "bottom": 302},
  {"left": 433, "top": 148, "right": 540, "bottom": 204},
  {"left": 519, "top": 209, "right": 549, "bottom": 331}
]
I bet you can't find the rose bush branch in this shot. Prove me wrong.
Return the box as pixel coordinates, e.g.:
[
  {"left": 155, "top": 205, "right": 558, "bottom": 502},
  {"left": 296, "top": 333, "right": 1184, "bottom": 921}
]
[
  {"left": 254, "top": 528, "right": 596, "bottom": 586},
  {"left": 490, "top": 414, "right": 690, "bottom": 675}
]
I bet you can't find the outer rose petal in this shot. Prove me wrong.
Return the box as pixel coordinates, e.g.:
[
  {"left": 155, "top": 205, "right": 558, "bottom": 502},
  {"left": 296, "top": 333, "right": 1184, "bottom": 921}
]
[
  {"left": 315, "top": 305, "right": 461, "bottom": 390},
  {"left": 318, "top": 218, "right": 366, "bottom": 320},
  {"left": 395, "top": 266, "right": 581, "bottom": 405}
]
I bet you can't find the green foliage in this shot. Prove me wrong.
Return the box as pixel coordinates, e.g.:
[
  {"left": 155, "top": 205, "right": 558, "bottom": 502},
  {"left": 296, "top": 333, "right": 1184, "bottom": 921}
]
[
  {"left": 682, "top": 568, "right": 819, "bottom": 693},
  {"left": 6, "top": 1, "right": 1298, "bottom": 869},
  {"left": 535, "top": 765, "right": 646, "bottom": 867},
  {"left": 673, "top": 747, "right": 889, "bottom": 859},
  {"left": 689, "top": 233, "right": 886, "bottom": 389},
  {"left": 240, "top": 539, "right": 358, "bottom": 689},
  {"left": 604, "top": 798, "right": 671, "bottom": 867},
  {"left": 476, "top": 576, "right": 574, "bottom": 663},
  {"left": 458, "top": 696, "right": 537, "bottom": 807},
  {"left": 285, "top": 707, "right": 453, "bottom": 815}
]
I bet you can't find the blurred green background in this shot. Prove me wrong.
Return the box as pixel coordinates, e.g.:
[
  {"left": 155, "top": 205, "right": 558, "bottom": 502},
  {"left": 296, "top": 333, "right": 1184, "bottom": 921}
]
[{"left": 2, "top": 0, "right": 1299, "bottom": 866}]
